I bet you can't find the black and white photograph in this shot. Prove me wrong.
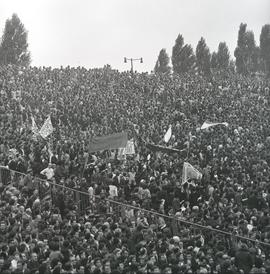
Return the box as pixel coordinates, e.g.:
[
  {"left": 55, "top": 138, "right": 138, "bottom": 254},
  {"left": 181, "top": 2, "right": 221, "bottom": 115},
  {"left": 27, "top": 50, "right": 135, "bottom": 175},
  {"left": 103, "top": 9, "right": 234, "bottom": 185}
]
[{"left": 0, "top": 0, "right": 270, "bottom": 273}]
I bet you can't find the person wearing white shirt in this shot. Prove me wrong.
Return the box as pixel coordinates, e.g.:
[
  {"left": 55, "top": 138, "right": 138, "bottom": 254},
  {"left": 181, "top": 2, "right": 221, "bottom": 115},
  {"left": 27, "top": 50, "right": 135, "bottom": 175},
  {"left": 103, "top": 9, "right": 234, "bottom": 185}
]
[
  {"left": 109, "top": 184, "right": 118, "bottom": 198},
  {"left": 40, "top": 163, "right": 55, "bottom": 180}
]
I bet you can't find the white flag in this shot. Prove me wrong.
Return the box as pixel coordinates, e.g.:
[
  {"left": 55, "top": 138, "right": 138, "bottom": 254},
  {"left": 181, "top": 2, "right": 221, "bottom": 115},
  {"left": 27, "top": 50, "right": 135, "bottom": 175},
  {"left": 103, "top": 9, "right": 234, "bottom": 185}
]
[
  {"left": 182, "top": 162, "right": 202, "bottom": 185},
  {"left": 125, "top": 140, "right": 135, "bottom": 155},
  {"left": 201, "top": 121, "right": 228, "bottom": 130},
  {"left": 39, "top": 116, "right": 54, "bottom": 139},
  {"left": 164, "top": 126, "right": 172, "bottom": 143}
]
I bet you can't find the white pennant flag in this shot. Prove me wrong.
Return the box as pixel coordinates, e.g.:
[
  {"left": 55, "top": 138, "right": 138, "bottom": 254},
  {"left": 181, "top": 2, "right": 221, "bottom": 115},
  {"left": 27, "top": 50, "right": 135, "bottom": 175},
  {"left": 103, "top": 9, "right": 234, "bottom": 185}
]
[
  {"left": 182, "top": 162, "right": 202, "bottom": 185},
  {"left": 164, "top": 125, "right": 172, "bottom": 143},
  {"left": 39, "top": 116, "right": 54, "bottom": 139},
  {"left": 201, "top": 121, "right": 228, "bottom": 130}
]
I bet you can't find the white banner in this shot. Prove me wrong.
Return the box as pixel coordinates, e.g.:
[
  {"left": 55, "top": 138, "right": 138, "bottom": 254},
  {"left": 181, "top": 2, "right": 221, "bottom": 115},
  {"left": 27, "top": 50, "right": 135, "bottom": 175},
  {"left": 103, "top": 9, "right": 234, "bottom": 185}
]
[
  {"left": 182, "top": 162, "right": 202, "bottom": 184},
  {"left": 39, "top": 116, "right": 54, "bottom": 139},
  {"left": 201, "top": 121, "right": 228, "bottom": 130}
]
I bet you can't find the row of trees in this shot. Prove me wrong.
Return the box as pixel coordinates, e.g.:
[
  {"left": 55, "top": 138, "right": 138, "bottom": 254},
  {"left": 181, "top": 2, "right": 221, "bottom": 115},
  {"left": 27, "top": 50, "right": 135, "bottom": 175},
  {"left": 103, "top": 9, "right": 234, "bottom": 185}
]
[
  {"left": 0, "top": 14, "right": 269, "bottom": 77},
  {"left": 155, "top": 23, "right": 270, "bottom": 76},
  {"left": 0, "top": 14, "right": 31, "bottom": 67}
]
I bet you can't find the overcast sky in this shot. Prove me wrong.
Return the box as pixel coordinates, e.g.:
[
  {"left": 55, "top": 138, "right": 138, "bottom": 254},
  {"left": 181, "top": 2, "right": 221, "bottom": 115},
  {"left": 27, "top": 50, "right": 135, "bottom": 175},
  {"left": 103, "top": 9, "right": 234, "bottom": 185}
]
[{"left": 0, "top": 0, "right": 269, "bottom": 72}]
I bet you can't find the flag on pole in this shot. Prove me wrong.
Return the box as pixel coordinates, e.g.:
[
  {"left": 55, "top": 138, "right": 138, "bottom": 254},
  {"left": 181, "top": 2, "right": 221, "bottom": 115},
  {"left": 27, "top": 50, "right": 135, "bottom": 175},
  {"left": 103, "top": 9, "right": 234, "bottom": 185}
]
[
  {"left": 182, "top": 162, "right": 202, "bottom": 184},
  {"left": 164, "top": 126, "right": 172, "bottom": 143},
  {"left": 31, "top": 116, "right": 39, "bottom": 135},
  {"left": 39, "top": 116, "right": 54, "bottom": 139},
  {"left": 201, "top": 121, "right": 229, "bottom": 130}
]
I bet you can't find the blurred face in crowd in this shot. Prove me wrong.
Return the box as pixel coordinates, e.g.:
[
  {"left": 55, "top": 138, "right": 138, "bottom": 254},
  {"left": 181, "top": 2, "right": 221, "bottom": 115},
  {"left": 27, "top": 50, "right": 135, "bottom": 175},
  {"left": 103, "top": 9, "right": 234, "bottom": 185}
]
[
  {"left": 14, "top": 253, "right": 20, "bottom": 261},
  {"left": 21, "top": 253, "right": 27, "bottom": 262},
  {"left": 118, "top": 262, "right": 124, "bottom": 271},
  {"left": 0, "top": 221, "right": 6, "bottom": 231},
  {"left": 131, "top": 256, "right": 136, "bottom": 264},
  {"left": 95, "top": 259, "right": 102, "bottom": 269},
  {"left": 153, "top": 266, "right": 161, "bottom": 274},
  {"left": 104, "top": 261, "right": 111, "bottom": 273},
  {"left": 160, "top": 253, "right": 166, "bottom": 262},
  {"left": 31, "top": 253, "right": 38, "bottom": 261},
  {"left": 0, "top": 258, "right": 4, "bottom": 268},
  {"left": 116, "top": 250, "right": 121, "bottom": 258},
  {"left": 149, "top": 256, "right": 156, "bottom": 265},
  {"left": 122, "top": 249, "right": 129, "bottom": 258},
  {"left": 78, "top": 266, "right": 85, "bottom": 274},
  {"left": 16, "top": 261, "right": 23, "bottom": 270},
  {"left": 164, "top": 267, "right": 172, "bottom": 274},
  {"left": 70, "top": 255, "right": 76, "bottom": 266}
]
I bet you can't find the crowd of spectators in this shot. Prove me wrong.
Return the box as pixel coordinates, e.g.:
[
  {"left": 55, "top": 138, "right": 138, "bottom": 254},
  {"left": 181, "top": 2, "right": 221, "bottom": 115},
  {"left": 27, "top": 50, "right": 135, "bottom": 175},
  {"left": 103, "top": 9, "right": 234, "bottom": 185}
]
[{"left": 0, "top": 64, "right": 270, "bottom": 273}]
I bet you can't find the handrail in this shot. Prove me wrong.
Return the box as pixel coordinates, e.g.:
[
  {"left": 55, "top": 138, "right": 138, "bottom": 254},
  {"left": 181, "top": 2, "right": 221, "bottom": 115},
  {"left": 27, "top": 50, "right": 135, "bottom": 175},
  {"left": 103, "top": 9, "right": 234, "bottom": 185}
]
[{"left": 1, "top": 166, "right": 270, "bottom": 248}]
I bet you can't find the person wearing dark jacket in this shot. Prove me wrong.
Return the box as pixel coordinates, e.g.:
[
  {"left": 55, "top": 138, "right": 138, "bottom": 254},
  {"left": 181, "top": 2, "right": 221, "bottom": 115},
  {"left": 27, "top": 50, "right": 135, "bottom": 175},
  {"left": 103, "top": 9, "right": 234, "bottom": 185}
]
[{"left": 235, "top": 244, "right": 253, "bottom": 274}]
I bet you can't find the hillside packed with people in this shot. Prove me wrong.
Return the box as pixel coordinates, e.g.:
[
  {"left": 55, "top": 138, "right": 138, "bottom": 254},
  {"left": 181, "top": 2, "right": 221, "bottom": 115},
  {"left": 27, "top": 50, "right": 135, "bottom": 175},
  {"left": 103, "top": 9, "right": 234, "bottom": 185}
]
[{"left": 1, "top": 64, "right": 270, "bottom": 273}]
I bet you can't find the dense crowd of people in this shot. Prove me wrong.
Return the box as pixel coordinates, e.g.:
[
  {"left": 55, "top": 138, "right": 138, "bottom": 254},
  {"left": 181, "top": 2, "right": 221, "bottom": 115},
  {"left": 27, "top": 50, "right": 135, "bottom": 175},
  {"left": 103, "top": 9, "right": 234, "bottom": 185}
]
[{"left": 0, "top": 64, "right": 270, "bottom": 273}]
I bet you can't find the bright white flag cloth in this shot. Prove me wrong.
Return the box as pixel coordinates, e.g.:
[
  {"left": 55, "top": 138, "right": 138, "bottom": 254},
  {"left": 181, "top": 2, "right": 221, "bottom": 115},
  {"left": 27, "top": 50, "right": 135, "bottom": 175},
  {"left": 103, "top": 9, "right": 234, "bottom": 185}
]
[
  {"left": 182, "top": 162, "right": 202, "bottom": 184},
  {"left": 201, "top": 121, "right": 228, "bottom": 130},
  {"left": 164, "top": 126, "right": 172, "bottom": 143},
  {"left": 125, "top": 140, "right": 135, "bottom": 155},
  {"left": 39, "top": 116, "right": 54, "bottom": 139}
]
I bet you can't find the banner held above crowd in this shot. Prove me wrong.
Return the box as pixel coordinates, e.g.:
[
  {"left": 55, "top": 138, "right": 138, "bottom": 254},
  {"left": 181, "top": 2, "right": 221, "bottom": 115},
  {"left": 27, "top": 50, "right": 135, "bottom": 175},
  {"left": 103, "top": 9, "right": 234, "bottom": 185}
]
[
  {"left": 182, "top": 162, "right": 202, "bottom": 185},
  {"left": 201, "top": 121, "right": 229, "bottom": 130},
  {"left": 88, "top": 132, "right": 128, "bottom": 153}
]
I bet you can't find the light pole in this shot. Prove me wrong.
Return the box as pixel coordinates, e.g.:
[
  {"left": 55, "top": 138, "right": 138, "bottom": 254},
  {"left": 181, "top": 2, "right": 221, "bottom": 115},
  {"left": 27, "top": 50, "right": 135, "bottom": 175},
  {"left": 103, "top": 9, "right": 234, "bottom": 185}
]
[{"left": 124, "top": 57, "right": 143, "bottom": 73}]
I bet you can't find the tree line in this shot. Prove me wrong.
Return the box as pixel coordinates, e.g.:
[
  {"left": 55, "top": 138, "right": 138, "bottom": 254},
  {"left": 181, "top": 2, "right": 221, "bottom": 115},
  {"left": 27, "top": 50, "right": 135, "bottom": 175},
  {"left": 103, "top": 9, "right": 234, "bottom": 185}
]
[
  {"left": 0, "top": 14, "right": 31, "bottom": 67},
  {"left": 0, "top": 14, "right": 269, "bottom": 77},
  {"left": 155, "top": 23, "right": 270, "bottom": 77}
]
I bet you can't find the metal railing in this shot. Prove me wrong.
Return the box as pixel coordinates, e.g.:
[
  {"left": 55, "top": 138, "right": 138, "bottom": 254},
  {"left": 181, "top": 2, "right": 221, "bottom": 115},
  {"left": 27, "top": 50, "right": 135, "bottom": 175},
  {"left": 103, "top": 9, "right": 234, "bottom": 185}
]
[{"left": 1, "top": 166, "right": 270, "bottom": 251}]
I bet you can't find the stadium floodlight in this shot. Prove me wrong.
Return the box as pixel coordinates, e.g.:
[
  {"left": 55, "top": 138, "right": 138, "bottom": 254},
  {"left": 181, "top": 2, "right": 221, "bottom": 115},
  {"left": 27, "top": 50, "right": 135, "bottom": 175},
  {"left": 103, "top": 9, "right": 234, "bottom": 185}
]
[{"left": 124, "top": 57, "right": 143, "bottom": 73}]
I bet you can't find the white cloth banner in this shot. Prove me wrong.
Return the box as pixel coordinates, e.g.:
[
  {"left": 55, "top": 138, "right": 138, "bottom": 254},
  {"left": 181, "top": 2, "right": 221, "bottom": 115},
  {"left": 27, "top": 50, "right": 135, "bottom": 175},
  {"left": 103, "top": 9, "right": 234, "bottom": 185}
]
[
  {"left": 39, "top": 116, "right": 54, "bottom": 139},
  {"left": 201, "top": 121, "right": 228, "bottom": 130},
  {"left": 164, "top": 126, "right": 172, "bottom": 143},
  {"left": 117, "top": 140, "right": 135, "bottom": 159},
  {"left": 125, "top": 140, "right": 135, "bottom": 155},
  {"left": 182, "top": 162, "right": 202, "bottom": 184}
]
